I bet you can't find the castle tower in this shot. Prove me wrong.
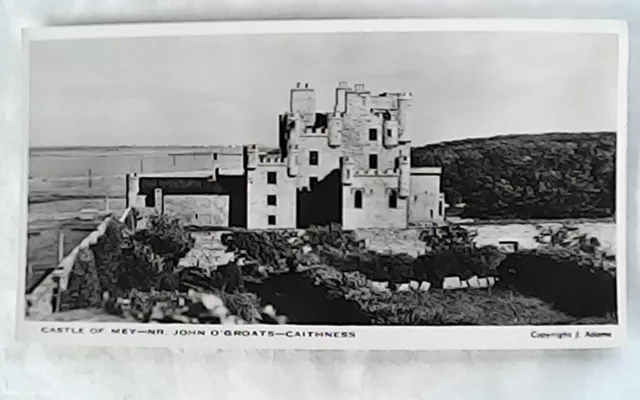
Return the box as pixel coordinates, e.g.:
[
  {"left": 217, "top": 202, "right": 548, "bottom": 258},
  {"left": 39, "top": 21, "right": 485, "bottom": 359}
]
[
  {"left": 245, "top": 144, "right": 259, "bottom": 170},
  {"left": 290, "top": 82, "right": 316, "bottom": 127},
  {"left": 334, "top": 81, "right": 350, "bottom": 114},
  {"left": 383, "top": 114, "right": 399, "bottom": 148},
  {"left": 287, "top": 143, "right": 299, "bottom": 177},
  {"left": 327, "top": 111, "right": 343, "bottom": 147},
  {"left": 397, "top": 92, "right": 412, "bottom": 144},
  {"left": 341, "top": 156, "right": 355, "bottom": 185},
  {"left": 288, "top": 111, "right": 304, "bottom": 146},
  {"left": 398, "top": 154, "right": 410, "bottom": 199}
]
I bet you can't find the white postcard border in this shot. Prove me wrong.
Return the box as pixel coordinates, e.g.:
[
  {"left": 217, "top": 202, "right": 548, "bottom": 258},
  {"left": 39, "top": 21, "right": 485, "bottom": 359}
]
[{"left": 17, "top": 18, "right": 630, "bottom": 350}]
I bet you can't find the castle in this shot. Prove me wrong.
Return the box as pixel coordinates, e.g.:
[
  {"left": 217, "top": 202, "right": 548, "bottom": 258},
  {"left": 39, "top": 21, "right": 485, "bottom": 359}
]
[{"left": 125, "top": 82, "right": 446, "bottom": 229}]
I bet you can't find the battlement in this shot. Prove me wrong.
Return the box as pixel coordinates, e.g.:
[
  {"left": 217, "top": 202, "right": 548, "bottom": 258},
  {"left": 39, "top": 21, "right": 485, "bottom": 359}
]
[
  {"left": 258, "top": 154, "right": 286, "bottom": 165},
  {"left": 354, "top": 168, "right": 399, "bottom": 177},
  {"left": 303, "top": 126, "right": 327, "bottom": 135}
]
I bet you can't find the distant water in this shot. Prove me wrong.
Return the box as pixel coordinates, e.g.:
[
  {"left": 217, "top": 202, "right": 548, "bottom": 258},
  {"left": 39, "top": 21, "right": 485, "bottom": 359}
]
[{"left": 29, "top": 146, "right": 245, "bottom": 179}]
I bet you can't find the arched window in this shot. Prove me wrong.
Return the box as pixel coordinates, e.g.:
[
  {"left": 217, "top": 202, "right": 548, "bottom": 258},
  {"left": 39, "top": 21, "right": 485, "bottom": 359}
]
[
  {"left": 388, "top": 189, "right": 398, "bottom": 209},
  {"left": 354, "top": 190, "right": 363, "bottom": 209}
]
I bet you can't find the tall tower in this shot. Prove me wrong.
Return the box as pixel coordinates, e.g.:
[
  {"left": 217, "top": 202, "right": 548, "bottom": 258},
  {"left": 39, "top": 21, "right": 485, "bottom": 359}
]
[
  {"left": 334, "top": 81, "right": 350, "bottom": 114},
  {"left": 327, "top": 111, "right": 343, "bottom": 147},
  {"left": 397, "top": 92, "right": 413, "bottom": 144},
  {"left": 383, "top": 114, "right": 399, "bottom": 148},
  {"left": 398, "top": 154, "right": 410, "bottom": 198},
  {"left": 290, "top": 82, "right": 316, "bottom": 127},
  {"left": 245, "top": 144, "right": 259, "bottom": 170}
]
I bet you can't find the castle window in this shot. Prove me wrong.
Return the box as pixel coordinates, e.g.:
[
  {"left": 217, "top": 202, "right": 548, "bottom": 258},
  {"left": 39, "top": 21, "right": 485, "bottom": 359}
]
[
  {"left": 310, "top": 176, "right": 318, "bottom": 188},
  {"left": 369, "top": 128, "right": 377, "bottom": 141},
  {"left": 369, "top": 154, "right": 378, "bottom": 169},
  {"left": 309, "top": 151, "right": 319, "bottom": 166},
  {"left": 267, "top": 171, "right": 277, "bottom": 185},
  {"left": 387, "top": 129, "right": 392, "bottom": 137},
  {"left": 268, "top": 215, "right": 277, "bottom": 225},
  {"left": 430, "top": 210, "right": 434, "bottom": 219},
  {"left": 213, "top": 153, "right": 218, "bottom": 161},
  {"left": 267, "top": 195, "right": 277, "bottom": 206},
  {"left": 388, "top": 189, "right": 398, "bottom": 209},
  {"left": 354, "top": 190, "right": 363, "bottom": 209},
  {"left": 439, "top": 201, "right": 443, "bottom": 216},
  {"left": 394, "top": 158, "right": 400, "bottom": 170}
]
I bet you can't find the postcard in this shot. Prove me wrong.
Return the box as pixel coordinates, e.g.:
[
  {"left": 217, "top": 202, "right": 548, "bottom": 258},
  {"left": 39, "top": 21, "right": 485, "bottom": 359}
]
[{"left": 17, "top": 19, "right": 628, "bottom": 350}]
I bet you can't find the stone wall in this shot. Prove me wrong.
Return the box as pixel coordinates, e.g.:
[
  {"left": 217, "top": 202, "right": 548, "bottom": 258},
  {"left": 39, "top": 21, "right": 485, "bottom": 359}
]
[{"left": 342, "top": 174, "right": 407, "bottom": 229}]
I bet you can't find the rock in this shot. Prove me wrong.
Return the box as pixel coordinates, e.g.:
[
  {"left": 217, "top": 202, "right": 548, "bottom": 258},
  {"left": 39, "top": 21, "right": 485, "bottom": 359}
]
[
  {"left": 396, "top": 283, "right": 411, "bottom": 292},
  {"left": 478, "top": 278, "right": 489, "bottom": 288},
  {"left": 370, "top": 281, "right": 390, "bottom": 292},
  {"left": 467, "top": 276, "right": 481, "bottom": 289},
  {"left": 200, "top": 293, "right": 224, "bottom": 311},
  {"left": 262, "top": 304, "right": 277, "bottom": 318},
  {"left": 409, "top": 280, "right": 420, "bottom": 291},
  {"left": 442, "top": 276, "right": 462, "bottom": 290},
  {"left": 419, "top": 281, "right": 431, "bottom": 291},
  {"left": 487, "top": 277, "right": 496, "bottom": 286}
]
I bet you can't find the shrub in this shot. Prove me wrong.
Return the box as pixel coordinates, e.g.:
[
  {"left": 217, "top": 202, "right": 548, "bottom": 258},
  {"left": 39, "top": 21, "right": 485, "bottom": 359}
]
[
  {"left": 133, "top": 214, "right": 195, "bottom": 265},
  {"left": 218, "top": 290, "right": 262, "bottom": 323},
  {"left": 226, "top": 230, "right": 297, "bottom": 271},
  {"left": 91, "top": 218, "right": 129, "bottom": 297},
  {"left": 497, "top": 252, "right": 617, "bottom": 318},
  {"left": 533, "top": 224, "right": 616, "bottom": 272},
  {"left": 493, "top": 224, "right": 617, "bottom": 319},
  {"left": 298, "top": 264, "right": 608, "bottom": 325},
  {"left": 304, "top": 224, "right": 504, "bottom": 287},
  {"left": 59, "top": 247, "right": 103, "bottom": 311}
]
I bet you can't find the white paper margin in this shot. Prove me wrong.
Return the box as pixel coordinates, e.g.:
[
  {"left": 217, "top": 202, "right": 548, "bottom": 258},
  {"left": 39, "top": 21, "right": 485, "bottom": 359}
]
[{"left": 16, "top": 18, "right": 630, "bottom": 351}]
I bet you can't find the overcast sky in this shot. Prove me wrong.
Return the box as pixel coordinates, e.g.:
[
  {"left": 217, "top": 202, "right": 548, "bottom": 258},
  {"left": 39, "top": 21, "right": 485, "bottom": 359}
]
[{"left": 29, "top": 31, "right": 619, "bottom": 147}]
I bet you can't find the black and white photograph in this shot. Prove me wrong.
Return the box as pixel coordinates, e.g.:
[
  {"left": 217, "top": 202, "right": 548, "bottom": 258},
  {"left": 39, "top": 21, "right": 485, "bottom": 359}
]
[{"left": 18, "top": 19, "right": 628, "bottom": 350}]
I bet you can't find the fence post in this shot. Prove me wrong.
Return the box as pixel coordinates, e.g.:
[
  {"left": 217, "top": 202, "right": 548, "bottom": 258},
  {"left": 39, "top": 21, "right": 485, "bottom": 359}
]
[{"left": 57, "top": 230, "right": 65, "bottom": 264}]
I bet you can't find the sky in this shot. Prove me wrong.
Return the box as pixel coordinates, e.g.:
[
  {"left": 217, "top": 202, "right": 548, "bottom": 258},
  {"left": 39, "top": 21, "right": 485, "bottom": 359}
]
[{"left": 29, "top": 30, "right": 620, "bottom": 147}]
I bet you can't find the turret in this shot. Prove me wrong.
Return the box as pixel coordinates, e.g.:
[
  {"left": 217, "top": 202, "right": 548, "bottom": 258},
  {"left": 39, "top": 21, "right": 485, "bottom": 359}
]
[
  {"left": 383, "top": 115, "right": 399, "bottom": 148},
  {"left": 290, "top": 82, "right": 316, "bottom": 127},
  {"left": 334, "top": 81, "right": 350, "bottom": 114},
  {"left": 246, "top": 144, "right": 259, "bottom": 170},
  {"left": 289, "top": 112, "right": 304, "bottom": 146},
  {"left": 287, "top": 143, "right": 299, "bottom": 177},
  {"left": 397, "top": 92, "right": 412, "bottom": 144},
  {"left": 327, "top": 111, "right": 342, "bottom": 147},
  {"left": 341, "top": 156, "right": 355, "bottom": 186},
  {"left": 398, "top": 155, "right": 410, "bottom": 199}
]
